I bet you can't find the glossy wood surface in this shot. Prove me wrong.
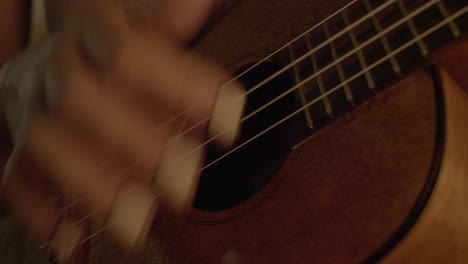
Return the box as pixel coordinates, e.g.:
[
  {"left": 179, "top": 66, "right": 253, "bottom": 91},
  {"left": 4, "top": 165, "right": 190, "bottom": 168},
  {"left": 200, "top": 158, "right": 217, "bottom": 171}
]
[
  {"left": 381, "top": 38, "right": 468, "bottom": 264},
  {"left": 89, "top": 1, "right": 463, "bottom": 263},
  {"left": 381, "top": 69, "right": 468, "bottom": 264},
  {"left": 0, "top": 1, "right": 466, "bottom": 263}
]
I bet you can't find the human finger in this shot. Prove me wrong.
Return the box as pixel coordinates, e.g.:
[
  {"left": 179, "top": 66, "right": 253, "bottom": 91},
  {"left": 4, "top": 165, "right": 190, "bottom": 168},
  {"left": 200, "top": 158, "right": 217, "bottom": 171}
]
[
  {"left": 82, "top": 0, "right": 214, "bottom": 42},
  {"left": 152, "top": 0, "right": 215, "bottom": 42},
  {"left": 54, "top": 21, "right": 207, "bottom": 214},
  {"left": 111, "top": 33, "right": 246, "bottom": 148},
  {"left": 2, "top": 170, "right": 59, "bottom": 245},
  {"left": 54, "top": 32, "right": 168, "bottom": 176},
  {"left": 25, "top": 113, "right": 157, "bottom": 250},
  {"left": 2, "top": 169, "right": 89, "bottom": 264},
  {"left": 74, "top": 5, "right": 246, "bottom": 148}
]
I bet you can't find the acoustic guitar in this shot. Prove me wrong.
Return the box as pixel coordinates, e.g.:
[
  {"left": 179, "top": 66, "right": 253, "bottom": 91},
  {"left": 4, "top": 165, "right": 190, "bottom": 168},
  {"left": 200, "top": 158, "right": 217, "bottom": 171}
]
[
  {"left": 2, "top": 0, "right": 468, "bottom": 263},
  {"left": 84, "top": 0, "right": 468, "bottom": 263}
]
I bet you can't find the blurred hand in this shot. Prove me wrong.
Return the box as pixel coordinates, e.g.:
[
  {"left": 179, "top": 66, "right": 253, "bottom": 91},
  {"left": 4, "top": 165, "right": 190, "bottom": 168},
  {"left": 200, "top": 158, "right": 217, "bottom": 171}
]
[{"left": 1, "top": 0, "right": 245, "bottom": 262}]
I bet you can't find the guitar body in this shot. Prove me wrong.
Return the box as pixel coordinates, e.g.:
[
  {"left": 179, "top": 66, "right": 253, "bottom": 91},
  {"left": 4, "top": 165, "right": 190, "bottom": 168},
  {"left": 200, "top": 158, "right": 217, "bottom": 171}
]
[
  {"left": 90, "top": 1, "right": 468, "bottom": 263},
  {"left": 0, "top": 1, "right": 465, "bottom": 263}
]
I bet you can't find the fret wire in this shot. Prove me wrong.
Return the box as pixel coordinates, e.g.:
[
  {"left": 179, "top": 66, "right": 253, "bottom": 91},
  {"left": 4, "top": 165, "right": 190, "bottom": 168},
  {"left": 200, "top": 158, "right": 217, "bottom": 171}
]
[
  {"left": 305, "top": 34, "right": 335, "bottom": 117},
  {"left": 53, "top": 8, "right": 468, "bottom": 260},
  {"left": 186, "top": 0, "right": 452, "bottom": 156},
  {"left": 397, "top": 0, "right": 429, "bottom": 56},
  {"left": 51, "top": 0, "right": 451, "bottom": 236},
  {"left": 64, "top": 0, "right": 441, "bottom": 172},
  {"left": 145, "top": 0, "right": 446, "bottom": 156},
  {"left": 363, "top": 0, "right": 402, "bottom": 74},
  {"left": 225, "top": 0, "right": 360, "bottom": 89},
  {"left": 436, "top": 1, "right": 461, "bottom": 37},
  {"left": 46, "top": 0, "right": 395, "bottom": 176},
  {"left": 196, "top": 0, "right": 399, "bottom": 107},
  {"left": 322, "top": 22, "right": 355, "bottom": 103},
  {"left": 199, "top": 7, "right": 467, "bottom": 177},
  {"left": 341, "top": 10, "right": 376, "bottom": 90},
  {"left": 287, "top": 46, "right": 315, "bottom": 128},
  {"left": 72, "top": 0, "right": 445, "bottom": 162}
]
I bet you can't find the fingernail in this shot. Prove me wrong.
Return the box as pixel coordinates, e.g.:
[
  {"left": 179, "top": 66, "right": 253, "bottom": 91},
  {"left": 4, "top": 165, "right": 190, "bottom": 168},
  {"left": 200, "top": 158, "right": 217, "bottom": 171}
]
[
  {"left": 49, "top": 221, "right": 84, "bottom": 264},
  {"left": 79, "top": 22, "right": 116, "bottom": 69},
  {"left": 108, "top": 186, "right": 157, "bottom": 251},
  {"left": 208, "top": 82, "right": 246, "bottom": 149},
  {"left": 155, "top": 136, "right": 205, "bottom": 212}
]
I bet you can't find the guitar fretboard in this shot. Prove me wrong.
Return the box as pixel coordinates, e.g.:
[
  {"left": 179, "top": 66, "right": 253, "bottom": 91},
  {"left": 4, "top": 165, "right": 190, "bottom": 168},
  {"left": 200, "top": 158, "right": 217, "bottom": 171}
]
[{"left": 269, "top": 0, "right": 466, "bottom": 132}]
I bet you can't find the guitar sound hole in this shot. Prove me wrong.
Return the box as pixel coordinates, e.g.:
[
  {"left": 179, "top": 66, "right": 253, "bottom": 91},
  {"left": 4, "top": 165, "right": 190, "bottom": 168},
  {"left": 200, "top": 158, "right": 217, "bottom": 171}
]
[{"left": 193, "top": 61, "right": 297, "bottom": 211}]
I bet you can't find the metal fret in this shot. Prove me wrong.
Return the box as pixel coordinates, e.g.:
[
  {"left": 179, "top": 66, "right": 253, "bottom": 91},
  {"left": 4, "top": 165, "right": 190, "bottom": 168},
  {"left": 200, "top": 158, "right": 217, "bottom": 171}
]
[
  {"left": 287, "top": 46, "right": 315, "bottom": 128},
  {"left": 363, "top": 0, "right": 402, "bottom": 74},
  {"left": 397, "top": 0, "right": 429, "bottom": 56},
  {"left": 436, "top": 1, "right": 461, "bottom": 37},
  {"left": 341, "top": 10, "right": 376, "bottom": 90},
  {"left": 305, "top": 34, "right": 334, "bottom": 117},
  {"left": 322, "top": 22, "right": 355, "bottom": 103}
]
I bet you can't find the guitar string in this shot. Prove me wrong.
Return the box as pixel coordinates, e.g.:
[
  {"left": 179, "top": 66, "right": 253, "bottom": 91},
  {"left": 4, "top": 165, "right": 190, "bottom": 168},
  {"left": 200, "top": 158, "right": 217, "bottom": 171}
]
[
  {"left": 53, "top": 70, "right": 195, "bottom": 215},
  {"left": 144, "top": 0, "right": 362, "bottom": 135},
  {"left": 50, "top": 0, "right": 402, "bottom": 215},
  {"left": 51, "top": 5, "right": 467, "bottom": 262},
  {"left": 50, "top": 0, "right": 458, "bottom": 248},
  {"left": 53, "top": 114, "right": 188, "bottom": 214},
  {"left": 198, "top": 7, "right": 466, "bottom": 173},
  {"left": 50, "top": 0, "right": 452, "bottom": 245},
  {"left": 51, "top": 67, "right": 195, "bottom": 243},
  {"left": 158, "top": 0, "right": 399, "bottom": 144},
  {"left": 78, "top": 0, "right": 443, "bottom": 216}
]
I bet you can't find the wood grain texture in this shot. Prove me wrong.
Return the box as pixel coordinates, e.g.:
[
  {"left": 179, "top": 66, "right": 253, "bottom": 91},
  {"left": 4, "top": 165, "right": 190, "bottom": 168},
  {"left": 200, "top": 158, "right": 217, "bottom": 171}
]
[
  {"left": 89, "top": 1, "right": 444, "bottom": 263},
  {"left": 90, "top": 71, "right": 438, "bottom": 264},
  {"left": 46, "top": 1, "right": 468, "bottom": 263},
  {"left": 195, "top": 0, "right": 349, "bottom": 69},
  {"left": 1, "top": 1, "right": 465, "bottom": 263},
  {"left": 432, "top": 35, "right": 468, "bottom": 94},
  {"left": 381, "top": 65, "right": 468, "bottom": 264},
  {"left": 152, "top": 74, "right": 436, "bottom": 264}
]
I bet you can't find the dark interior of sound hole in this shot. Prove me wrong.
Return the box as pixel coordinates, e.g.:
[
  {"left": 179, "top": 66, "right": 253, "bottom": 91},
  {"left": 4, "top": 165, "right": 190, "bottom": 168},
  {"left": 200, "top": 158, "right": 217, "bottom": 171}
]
[{"left": 193, "top": 61, "right": 296, "bottom": 211}]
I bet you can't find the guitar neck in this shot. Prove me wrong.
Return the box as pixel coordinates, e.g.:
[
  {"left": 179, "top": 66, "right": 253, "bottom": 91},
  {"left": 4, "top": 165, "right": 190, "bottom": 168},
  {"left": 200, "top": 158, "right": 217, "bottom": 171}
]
[{"left": 270, "top": 0, "right": 466, "bottom": 136}]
